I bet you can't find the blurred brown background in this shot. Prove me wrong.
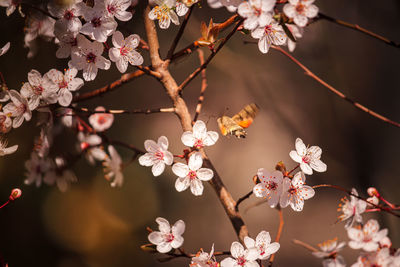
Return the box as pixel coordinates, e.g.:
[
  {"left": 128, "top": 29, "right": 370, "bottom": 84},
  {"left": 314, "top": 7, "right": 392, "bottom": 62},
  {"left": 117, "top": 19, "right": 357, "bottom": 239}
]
[{"left": 0, "top": 0, "right": 399, "bottom": 266}]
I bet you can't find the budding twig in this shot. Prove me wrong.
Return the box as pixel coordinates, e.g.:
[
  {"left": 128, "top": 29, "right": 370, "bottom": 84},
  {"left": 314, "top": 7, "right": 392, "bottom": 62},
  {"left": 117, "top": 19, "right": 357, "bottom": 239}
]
[{"left": 292, "top": 239, "right": 319, "bottom": 253}]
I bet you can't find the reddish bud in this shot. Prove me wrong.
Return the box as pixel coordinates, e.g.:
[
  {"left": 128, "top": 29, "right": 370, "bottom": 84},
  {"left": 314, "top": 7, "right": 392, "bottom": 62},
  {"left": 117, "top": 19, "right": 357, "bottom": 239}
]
[
  {"left": 367, "top": 196, "right": 379, "bottom": 207},
  {"left": 9, "top": 188, "right": 22, "bottom": 201},
  {"left": 367, "top": 187, "right": 379, "bottom": 197}
]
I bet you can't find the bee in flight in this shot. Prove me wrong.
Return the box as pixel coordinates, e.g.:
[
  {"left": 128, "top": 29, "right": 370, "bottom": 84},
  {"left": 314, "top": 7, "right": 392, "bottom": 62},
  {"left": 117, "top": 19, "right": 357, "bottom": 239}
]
[{"left": 217, "top": 103, "right": 259, "bottom": 138}]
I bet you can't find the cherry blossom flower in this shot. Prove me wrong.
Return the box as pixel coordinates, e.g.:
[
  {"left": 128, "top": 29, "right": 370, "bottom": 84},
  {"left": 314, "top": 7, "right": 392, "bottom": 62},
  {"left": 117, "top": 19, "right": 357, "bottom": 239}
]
[
  {"left": 182, "top": 0, "right": 199, "bottom": 7},
  {"left": 351, "top": 248, "right": 393, "bottom": 267},
  {"left": 238, "top": 0, "right": 275, "bottom": 30},
  {"left": 48, "top": 0, "right": 83, "bottom": 34},
  {"left": 43, "top": 157, "right": 77, "bottom": 192},
  {"left": 24, "top": 152, "right": 52, "bottom": 187},
  {"left": 253, "top": 169, "right": 283, "bottom": 208},
  {"left": 103, "top": 145, "right": 123, "bottom": 187},
  {"left": 88, "top": 107, "right": 114, "bottom": 132},
  {"left": 190, "top": 244, "right": 218, "bottom": 267},
  {"left": 0, "top": 112, "right": 12, "bottom": 133},
  {"left": 2, "top": 90, "right": 32, "bottom": 128},
  {"left": 77, "top": 132, "right": 107, "bottom": 164},
  {"left": 337, "top": 188, "right": 367, "bottom": 229},
  {"left": 0, "top": 42, "right": 10, "bottom": 56},
  {"left": 109, "top": 31, "right": 144, "bottom": 73},
  {"left": 286, "top": 24, "right": 303, "bottom": 52},
  {"left": 101, "top": 0, "right": 133, "bottom": 21},
  {"left": 289, "top": 137, "right": 327, "bottom": 175},
  {"left": 0, "top": 138, "right": 18, "bottom": 156},
  {"left": 280, "top": 171, "right": 315, "bottom": 211},
  {"left": 251, "top": 21, "right": 287, "bottom": 54},
  {"left": 148, "top": 0, "right": 180, "bottom": 29},
  {"left": 221, "top": 241, "right": 259, "bottom": 267},
  {"left": 283, "top": 0, "right": 318, "bottom": 28},
  {"left": 181, "top": 120, "right": 219, "bottom": 149},
  {"left": 44, "top": 68, "right": 84, "bottom": 107},
  {"left": 69, "top": 34, "right": 111, "bottom": 81},
  {"left": 172, "top": 152, "right": 214, "bottom": 196},
  {"left": 176, "top": 1, "right": 189, "bottom": 16},
  {"left": 55, "top": 31, "right": 78, "bottom": 59},
  {"left": 348, "top": 219, "right": 388, "bottom": 252},
  {"left": 148, "top": 217, "right": 185, "bottom": 253},
  {"left": 0, "top": 0, "right": 19, "bottom": 16},
  {"left": 24, "top": 12, "right": 56, "bottom": 58},
  {"left": 244, "top": 231, "right": 280, "bottom": 260},
  {"left": 80, "top": 4, "right": 117, "bottom": 42},
  {"left": 138, "top": 136, "right": 173, "bottom": 176},
  {"left": 312, "top": 238, "right": 346, "bottom": 267},
  {"left": 20, "top": 69, "right": 59, "bottom": 110}
]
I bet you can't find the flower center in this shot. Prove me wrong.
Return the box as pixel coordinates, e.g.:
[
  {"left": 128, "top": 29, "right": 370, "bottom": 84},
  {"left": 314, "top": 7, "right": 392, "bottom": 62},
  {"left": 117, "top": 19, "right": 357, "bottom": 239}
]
[
  {"left": 120, "top": 45, "right": 132, "bottom": 56},
  {"left": 302, "top": 155, "right": 311, "bottom": 164},
  {"left": 289, "top": 186, "right": 297, "bottom": 195},
  {"left": 188, "top": 170, "right": 197, "bottom": 180},
  {"left": 63, "top": 10, "right": 74, "bottom": 20},
  {"left": 164, "top": 233, "right": 174, "bottom": 243},
  {"left": 153, "top": 5, "right": 170, "bottom": 21},
  {"left": 86, "top": 52, "right": 97, "bottom": 63},
  {"left": 59, "top": 80, "right": 68, "bottom": 89},
  {"left": 194, "top": 139, "right": 204, "bottom": 149},
  {"left": 91, "top": 17, "right": 102, "bottom": 28},
  {"left": 295, "top": 3, "right": 305, "bottom": 14},
  {"left": 266, "top": 181, "right": 278, "bottom": 190},
  {"left": 33, "top": 86, "right": 44, "bottom": 95},
  {"left": 253, "top": 6, "right": 262, "bottom": 16},
  {"left": 97, "top": 115, "right": 107, "bottom": 125},
  {"left": 236, "top": 256, "right": 247, "bottom": 266},
  {"left": 155, "top": 151, "right": 164, "bottom": 160}
]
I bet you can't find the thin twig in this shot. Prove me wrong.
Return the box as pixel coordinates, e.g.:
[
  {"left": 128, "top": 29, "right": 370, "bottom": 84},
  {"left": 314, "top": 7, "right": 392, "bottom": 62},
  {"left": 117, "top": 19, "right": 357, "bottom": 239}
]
[
  {"left": 317, "top": 12, "right": 400, "bottom": 49},
  {"left": 135, "top": 65, "right": 162, "bottom": 79},
  {"left": 72, "top": 106, "right": 175, "bottom": 115},
  {"left": 271, "top": 45, "right": 400, "bottom": 128},
  {"left": 235, "top": 190, "right": 253, "bottom": 211},
  {"left": 178, "top": 18, "right": 244, "bottom": 93},
  {"left": 292, "top": 239, "right": 319, "bottom": 253},
  {"left": 167, "top": 5, "right": 194, "bottom": 60},
  {"left": 268, "top": 207, "right": 284, "bottom": 267},
  {"left": 193, "top": 49, "right": 208, "bottom": 122}
]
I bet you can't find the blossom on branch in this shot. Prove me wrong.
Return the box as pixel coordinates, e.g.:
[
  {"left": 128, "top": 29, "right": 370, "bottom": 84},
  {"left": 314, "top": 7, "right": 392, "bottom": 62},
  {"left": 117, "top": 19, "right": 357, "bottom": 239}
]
[
  {"left": 253, "top": 169, "right": 283, "bottom": 208},
  {"left": 101, "top": 0, "right": 133, "bottom": 21},
  {"left": 48, "top": 0, "right": 83, "bottom": 34},
  {"left": 289, "top": 137, "right": 327, "bottom": 175},
  {"left": 238, "top": 0, "right": 275, "bottom": 30},
  {"left": 148, "top": 217, "right": 185, "bottom": 253},
  {"left": 148, "top": 0, "right": 179, "bottom": 29},
  {"left": 43, "top": 157, "right": 77, "bottom": 192},
  {"left": 351, "top": 247, "right": 393, "bottom": 267},
  {"left": 190, "top": 244, "right": 219, "bottom": 267},
  {"left": 347, "top": 219, "right": 388, "bottom": 252},
  {"left": 283, "top": 0, "right": 319, "bottom": 28},
  {"left": 312, "top": 238, "right": 346, "bottom": 267},
  {"left": 138, "top": 136, "right": 173, "bottom": 176},
  {"left": 181, "top": 120, "right": 219, "bottom": 149},
  {"left": 103, "top": 145, "right": 124, "bottom": 187},
  {"left": 3, "top": 90, "right": 32, "bottom": 128},
  {"left": 251, "top": 21, "right": 287, "bottom": 54},
  {"left": 109, "top": 31, "right": 144, "bottom": 73},
  {"left": 221, "top": 241, "right": 259, "bottom": 267},
  {"left": 89, "top": 106, "right": 114, "bottom": 132},
  {"left": 280, "top": 171, "right": 315, "bottom": 211},
  {"left": 337, "top": 188, "right": 366, "bottom": 229},
  {"left": 24, "top": 152, "right": 52, "bottom": 187},
  {"left": 244, "top": 230, "right": 280, "bottom": 260},
  {"left": 0, "top": 138, "right": 18, "bottom": 156}
]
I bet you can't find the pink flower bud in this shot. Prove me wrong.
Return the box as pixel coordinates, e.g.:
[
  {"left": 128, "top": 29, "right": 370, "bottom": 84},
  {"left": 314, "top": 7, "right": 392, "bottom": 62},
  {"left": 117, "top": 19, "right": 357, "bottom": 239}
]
[
  {"left": 367, "top": 187, "right": 379, "bottom": 197},
  {"left": 366, "top": 196, "right": 379, "bottom": 207},
  {"left": 9, "top": 188, "right": 22, "bottom": 201}
]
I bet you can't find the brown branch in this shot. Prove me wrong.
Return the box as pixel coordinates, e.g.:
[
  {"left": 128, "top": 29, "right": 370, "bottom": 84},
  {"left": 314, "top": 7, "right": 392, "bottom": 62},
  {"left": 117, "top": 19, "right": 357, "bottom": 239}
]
[
  {"left": 144, "top": 5, "right": 249, "bottom": 244},
  {"left": 268, "top": 207, "right": 284, "bottom": 267},
  {"left": 235, "top": 189, "right": 253, "bottom": 212},
  {"left": 317, "top": 12, "right": 400, "bottom": 49},
  {"left": 292, "top": 239, "right": 319, "bottom": 253},
  {"left": 73, "top": 107, "right": 175, "bottom": 115},
  {"left": 178, "top": 18, "right": 244, "bottom": 93},
  {"left": 167, "top": 5, "right": 194, "bottom": 60},
  {"left": 193, "top": 49, "right": 208, "bottom": 122},
  {"left": 271, "top": 45, "right": 400, "bottom": 128}
]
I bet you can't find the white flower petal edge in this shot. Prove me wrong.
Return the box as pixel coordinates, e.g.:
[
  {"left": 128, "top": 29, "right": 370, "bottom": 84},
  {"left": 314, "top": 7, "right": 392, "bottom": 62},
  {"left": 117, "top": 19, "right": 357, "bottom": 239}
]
[{"left": 148, "top": 217, "right": 185, "bottom": 253}]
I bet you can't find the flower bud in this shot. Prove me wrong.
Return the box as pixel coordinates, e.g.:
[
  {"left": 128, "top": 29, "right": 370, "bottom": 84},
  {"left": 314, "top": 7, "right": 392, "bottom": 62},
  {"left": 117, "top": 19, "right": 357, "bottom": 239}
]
[
  {"left": 366, "top": 196, "right": 379, "bottom": 207},
  {"left": 9, "top": 188, "right": 22, "bottom": 201},
  {"left": 367, "top": 187, "right": 379, "bottom": 197}
]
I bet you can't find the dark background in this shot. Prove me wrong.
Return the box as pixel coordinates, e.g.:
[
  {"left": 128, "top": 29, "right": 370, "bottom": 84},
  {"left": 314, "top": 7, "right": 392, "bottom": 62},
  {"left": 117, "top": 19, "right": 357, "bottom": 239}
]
[{"left": 0, "top": 0, "right": 399, "bottom": 266}]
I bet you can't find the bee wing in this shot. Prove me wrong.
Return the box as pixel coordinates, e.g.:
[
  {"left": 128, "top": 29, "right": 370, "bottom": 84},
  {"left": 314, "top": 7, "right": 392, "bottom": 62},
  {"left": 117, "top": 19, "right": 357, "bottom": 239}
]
[{"left": 232, "top": 103, "right": 259, "bottom": 129}]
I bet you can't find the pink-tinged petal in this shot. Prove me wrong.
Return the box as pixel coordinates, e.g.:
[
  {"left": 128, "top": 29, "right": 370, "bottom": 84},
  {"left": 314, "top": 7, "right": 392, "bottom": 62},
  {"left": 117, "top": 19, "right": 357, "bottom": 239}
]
[
  {"left": 298, "top": 185, "right": 315, "bottom": 200},
  {"left": 288, "top": 0, "right": 299, "bottom": 4},
  {"left": 151, "top": 161, "right": 165, "bottom": 176},
  {"left": 126, "top": 34, "right": 140, "bottom": 49},
  {"left": 288, "top": 40, "right": 296, "bottom": 52},
  {"left": 203, "top": 131, "right": 219, "bottom": 146},
  {"left": 157, "top": 136, "right": 169, "bottom": 151},
  {"left": 83, "top": 63, "right": 98, "bottom": 81},
  {"left": 221, "top": 257, "right": 236, "bottom": 267},
  {"left": 347, "top": 228, "right": 363, "bottom": 242},
  {"left": 310, "top": 159, "right": 327, "bottom": 172},
  {"left": 373, "top": 229, "right": 388, "bottom": 243},
  {"left": 231, "top": 241, "right": 245, "bottom": 258},
  {"left": 144, "top": 139, "right": 158, "bottom": 153},
  {"left": 96, "top": 56, "right": 111, "bottom": 70},
  {"left": 253, "top": 183, "right": 267, "bottom": 198},
  {"left": 12, "top": 116, "right": 24, "bottom": 128},
  {"left": 172, "top": 163, "right": 190, "bottom": 178},
  {"left": 363, "top": 242, "right": 379, "bottom": 252},
  {"left": 308, "top": 145, "right": 322, "bottom": 158},
  {"left": 290, "top": 196, "right": 304, "bottom": 211},
  {"left": 295, "top": 138, "right": 306, "bottom": 156},
  {"left": 244, "top": 16, "right": 259, "bottom": 30},
  {"left": 157, "top": 242, "right": 172, "bottom": 253},
  {"left": 86, "top": 134, "right": 102, "bottom": 145},
  {"left": 188, "top": 152, "right": 203, "bottom": 171},
  {"left": 181, "top": 131, "right": 195, "bottom": 147},
  {"left": 256, "top": 231, "right": 271, "bottom": 246},
  {"left": 268, "top": 193, "right": 280, "bottom": 208},
  {"left": 283, "top": 4, "right": 296, "bottom": 18},
  {"left": 27, "top": 69, "right": 42, "bottom": 87},
  {"left": 171, "top": 234, "right": 184, "bottom": 248},
  {"left": 238, "top": 2, "right": 253, "bottom": 17},
  {"left": 91, "top": 147, "right": 106, "bottom": 161},
  {"left": 363, "top": 219, "right": 379, "bottom": 235},
  {"left": 251, "top": 27, "right": 264, "bottom": 39},
  {"left": 294, "top": 14, "right": 308, "bottom": 27},
  {"left": 244, "top": 236, "right": 255, "bottom": 249},
  {"left": 292, "top": 171, "right": 305, "bottom": 186},
  {"left": 148, "top": 231, "right": 163, "bottom": 245},
  {"left": 196, "top": 168, "right": 213, "bottom": 181},
  {"left": 258, "top": 36, "right": 271, "bottom": 54},
  {"left": 112, "top": 31, "right": 124, "bottom": 48},
  {"left": 138, "top": 153, "right": 154, "bottom": 166},
  {"left": 246, "top": 247, "right": 259, "bottom": 261},
  {"left": 169, "top": 11, "right": 179, "bottom": 25},
  {"left": 156, "top": 217, "right": 170, "bottom": 233},
  {"left": 193, "top": 120, "right": 207, "bottom": 139},
  {"left": 348, "top": 241, "right": 364, "bottom": 250},
  {"left": 258, "top": 12, "right": 272, "bottom": 27},
  {"left": 305, "top": 4, "right": 318, "bottom": 18},
  {"left": 2, "top": 144, "right": 18, "bottom": 155},
  {"left": 175, "top": 177, "right": 190, "bottom": 192},
  {"left": 148, "top": 8, "right": 158, "bottom": 20},
  {"left": 245, "top": 261, "right": 260, "bottom": 267},
  {"left": 109, "top": 47, "right": 121, "bottom": 62},
  {"left": 68, "top": 77, "right": 84, "bottom": 92},
  {"left": 264, "top": 242, "right": 280, "bottom": 256},
  {"left": 163, "top": 151, "right": 173, "bottom": 165},
  {"left": 190, "top": 178, "right": 204, "bottom": 196},
  {"left": 300, "top": 162, "right": 313, "bottom": 175},
  {"left": 172, "top": 220, "right": 185, "bottom": 236},
  {"left": 0, "top": 42, "right": 10, "bottom": 56},
  {"left": 115, "top": 10, "right": 132, "bottom": 21},
  {"left": 128, "top": 50, "right": 143, "bottom": 66},
  {"left": 58, "top": 88, "right": 73, "bottom": 107},
  {"left": 116, "top": 58, "right": 128, "bottom": 73},
  {"left": 159, "top": 17, "right": 171, "bottom": 29}
]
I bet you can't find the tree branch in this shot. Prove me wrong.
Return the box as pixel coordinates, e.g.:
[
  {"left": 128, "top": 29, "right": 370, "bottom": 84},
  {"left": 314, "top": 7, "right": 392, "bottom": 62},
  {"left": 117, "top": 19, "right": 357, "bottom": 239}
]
[
  {"left": 72, "top": 106, "right": 175, "bottom": 115},
  {"left": 193, "top": 49, "right": 208, "bottom": 122},
  {"left": 268, "top": 207, "right": 284, "bottom": 267}
]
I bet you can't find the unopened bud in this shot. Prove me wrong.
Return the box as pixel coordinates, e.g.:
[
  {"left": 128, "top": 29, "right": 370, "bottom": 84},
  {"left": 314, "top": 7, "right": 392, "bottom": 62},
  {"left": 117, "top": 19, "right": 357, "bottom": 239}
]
[
  {"left": 366, "top": 196, "right": 379, "bottom": 207},
  {"left": 9, "top": 188, "right": 22, "bottom": 201},
  {"left": 275, "top": 161, "right": 287, "bottom": 174},
  {"left": 367, "top": 187, "right": 379, "bottom": 197},
  {"left": 252, "top": 175, "right": 259, "bottom": 184}
]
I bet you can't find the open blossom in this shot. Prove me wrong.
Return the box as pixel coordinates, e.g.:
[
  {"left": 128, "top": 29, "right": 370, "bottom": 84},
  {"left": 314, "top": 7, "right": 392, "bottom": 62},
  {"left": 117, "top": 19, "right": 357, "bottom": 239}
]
[
  {"left": 24, "top": 12, "right": 56, "bottom": 58},
  {"left": 21, "top": 69, "right": 59, "bottom": 110},
  {"left": 347, "top": 219, "right": 388, "bottom": 252},
  {"left": 43, "top": 157, "right": 77, "bottom": 192},
  {"left": 238, "top": 0, "right": 275, "bottom": 30},
  {"left": 283, "top": 0, "right": 318, "bottom": 27},
  {"left": 78, "top": 132, "right": 107, "bottom": 164},
  {"left": 148, "top": 217, "right": 185, "bottom": 253},
  {"left": 251, "top": 21, "right": 287, "bottom": 54},
  {"left": 69, "top": 34, "right": 111, "bottom": 81},
  {"left": 338, "top": 188, "right": 367, "bottom": 229},
  {"left": 172, "top": 152, "right": 214, "bottom": 196},
  {"left": 24, "top": 152, "right": 52, "bottom": 187},
  {"left": 103, "top": 145, "right": 123, "bottom": 187},
  {"left": 289, "top": 137, "right": 327, "bottom": 175},
  {"left": 2, "top": 90, "right": 32, "bottom": 128},
  {"left": 253, "top": 169, "right": 283, "bottom": 208},
  {"left": 109, "top": 31, "right": 144, "bottom": 73},
  {"left": 244, "top": 231, "right": 280, "bottom": 260},
  {"left": 190, "top": 244, "right": 218, "bottom": 267},
  {"left": 175, "top": 1, "right": 189, "bottom": 16},
  {"left": 148, "top": 0, "right": 179, "bottom": 29},
  {"left": 352, "top": 247, "right": 393, "bottom": 267},
  {"left": 181, "top": 120, "right": 219, "bottom": 149},
  {"left": 0, "top": 138, "right": 18, "bottom": 156},
  {"left": 0, "top": 112, "right": 12, "bottom": 133},
  {"left": 312, "top": 238, "right": 346, "bottom": 267},
  {"left": 221, "top": 241, "right": 259, "bottom": 267},
  {"left": 101, "top": 0, "right": 133, "bottom": 21},
  {"left": 280, "top": 171, "right": 315, "bottom": 211},
  {"left": 89, "top": 107, "right": 114, "bottom": 132},
  {"left": 48, "top": 0, "right": 83, "bottom": 34},
  {"left": 55, "top": 31, "right": 78, "bottom": 59},
  {"left": 44, "top": 68, "right": 84, "bottom": 107},
  {"left": 138, "top": 136, "right": 173, "bottom": 176},
  {"left": 80, "top": 3, "right": 117, "bottom": 42}
]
